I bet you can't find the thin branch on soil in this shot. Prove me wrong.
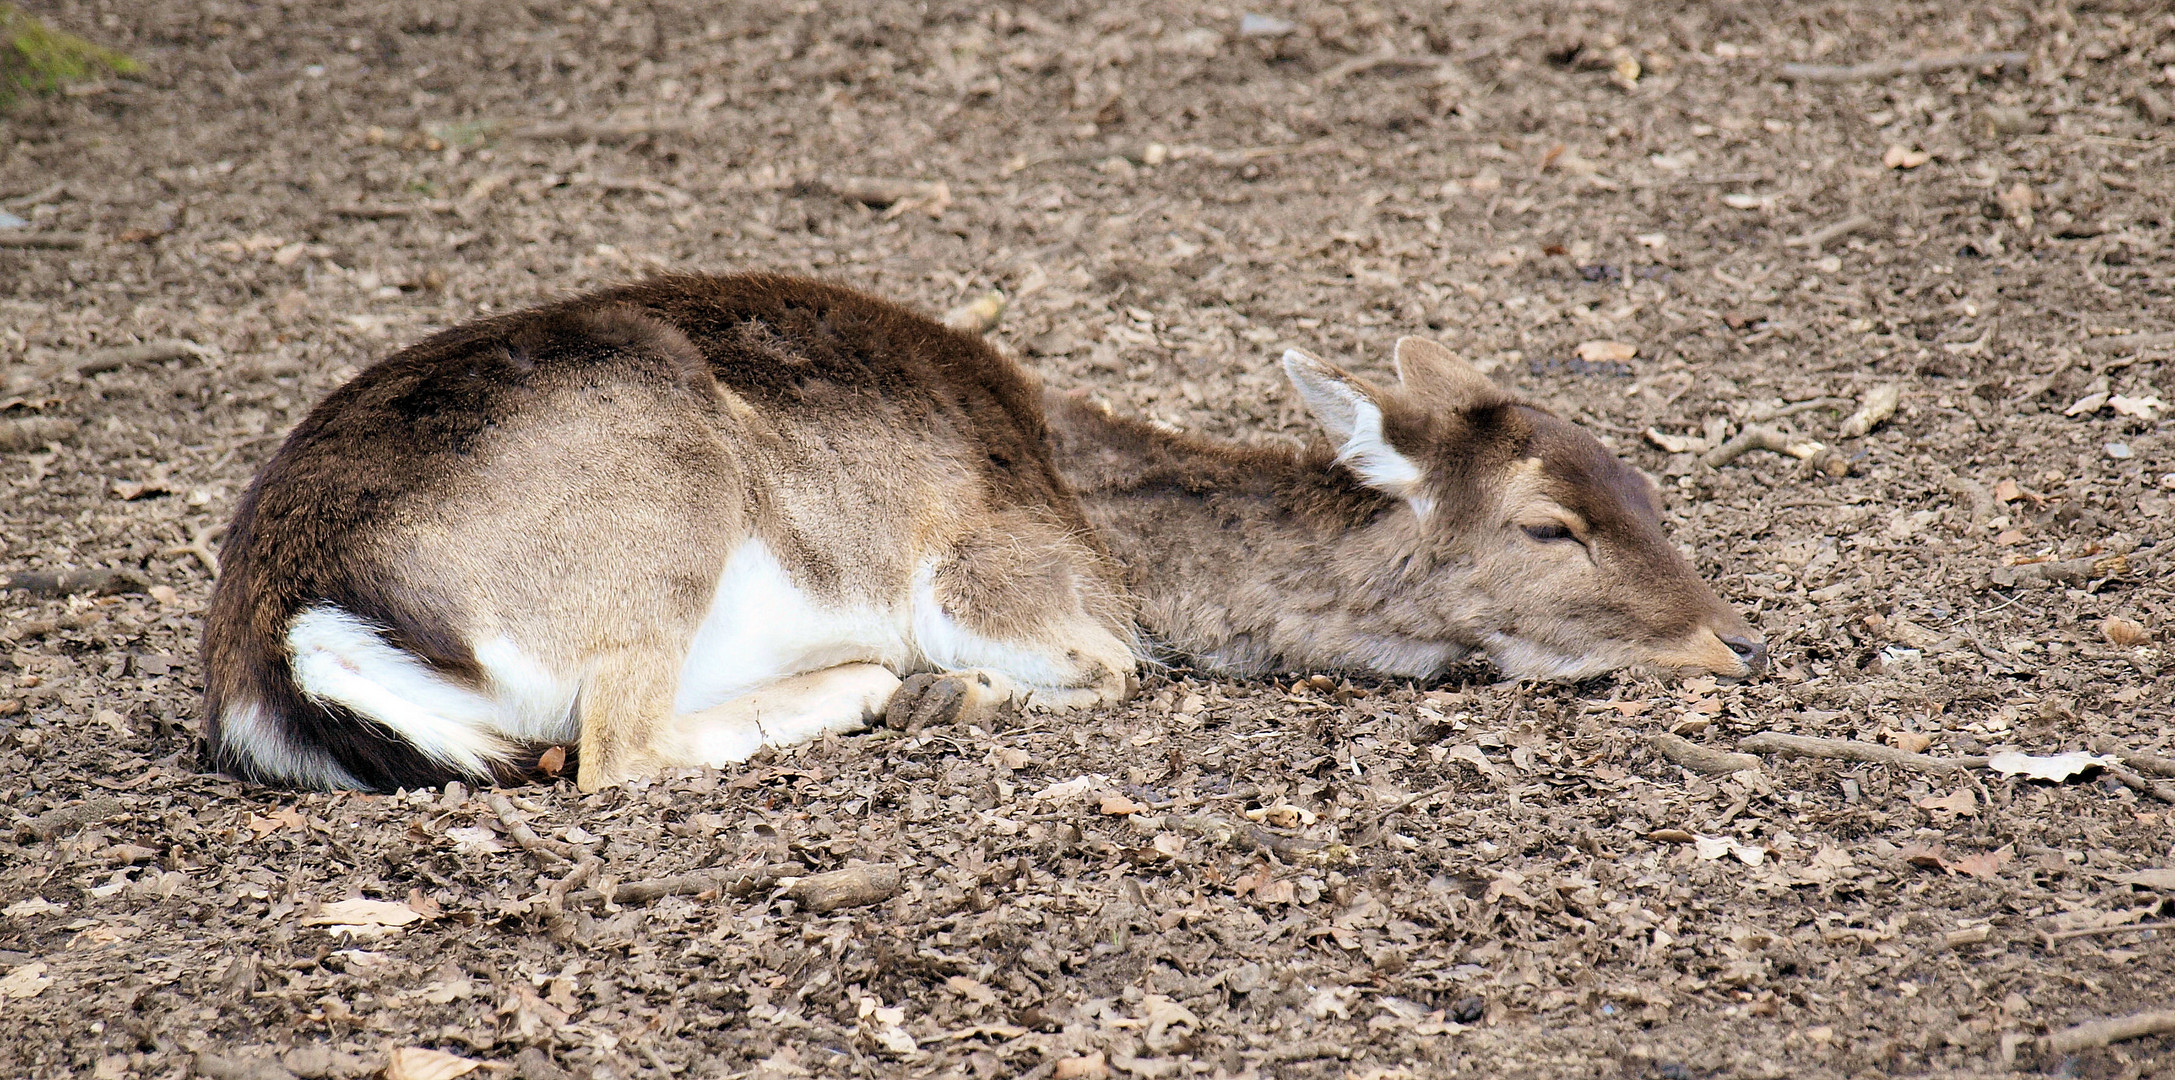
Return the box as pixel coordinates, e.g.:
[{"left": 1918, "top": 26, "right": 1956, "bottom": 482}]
[
  {"left": 484, "top": 792, "right": 574, "bottom": 869},
  {"left": 2079, "top": 330, "right": 2175, "bottom": 355},
  {"left": 2091, "top": 738, "right": 2175, "bottom": 780},
  {"left": 1778, "top": 51, "right": 2029, "bottom": 83},
  {"left": 511, "top": 118, "right": 700, "bottom": 141},
  {"left": 0, "top": 416, "right": 78, "bottom": 451},
  {"left": 0, "top": 232, "right": 87, "bottom": 249},
  {"left": 1651, "top": 732, "right": 1760, "bottom": 775},
  {"left": 1701, "top": 425, "right": 1850, "bottom": 475},
  {"left": 1, "top": 182, "right": 66, "bottom": 208},
  {"left": 2039, "top": 1009, "right": 2175, "bottom": 1055},
  {"left": 161, "top": 522, "right": 225, "bottom": 579},
  {"left": 1783, "top": 214, "right": 1873, "bottom": 249},
  {"left": 1317, "top": 50, "right": 1451, "bottom": 86},
  {"left": 1988, "top": 548, "right": 2138, "bottom": 588},
  {"left": 2105, "top": 765, "right": 2175, "bottom": 804},
  {"left": 608, "top": 863, "right": 804, "bottom": 905},
  {"left": 545, "top": 855, "right": 603, "bottom": 913},
  {"left": 2042, "top": 920, "right": 2175, "bottom": 945},
  {"left": 1738, "top": 732, "right": 1988, "bottom": 775}
]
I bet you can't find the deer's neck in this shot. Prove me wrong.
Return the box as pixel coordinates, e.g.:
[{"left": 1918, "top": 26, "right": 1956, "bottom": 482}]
[{"left": 1045, "top": 393, "right": 1467, "bottom": 678}]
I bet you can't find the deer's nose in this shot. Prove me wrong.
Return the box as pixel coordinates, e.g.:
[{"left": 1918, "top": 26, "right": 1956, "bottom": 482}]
[{"left": 1721, "top": 633, "right": 1768, "bottom": 674}]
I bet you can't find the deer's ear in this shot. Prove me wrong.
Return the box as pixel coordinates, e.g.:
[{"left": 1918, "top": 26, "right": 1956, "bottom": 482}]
[
  {"left": 1393, "top": 336, "right": 1499, "bottom": 408},
  {"left": 1282, "top": 349, "right": 1429, "bottom": 510}
]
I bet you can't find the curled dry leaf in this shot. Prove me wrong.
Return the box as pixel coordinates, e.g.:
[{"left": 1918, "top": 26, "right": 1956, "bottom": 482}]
[
  {"left": 301, "top": 897, "right": 425, "bottom": 934},
  {"left": 2100, "top": 617, "right": 2151, "bottom": 647},
  {"left": 1880, "top": 728, "right": 1934, "bottom": 754},
  {"left": 1099, "top": 793, "right": 1147, "bottom": 816}
]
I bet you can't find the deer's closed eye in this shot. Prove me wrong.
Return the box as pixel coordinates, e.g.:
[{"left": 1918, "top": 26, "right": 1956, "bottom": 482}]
[{"left": 1522, "top": 522, "right": 1579, "bottom": 544}]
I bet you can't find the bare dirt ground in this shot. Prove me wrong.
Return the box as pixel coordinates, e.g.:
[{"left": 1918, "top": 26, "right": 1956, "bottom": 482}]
[{"left": 3, "top": 2, "right": 2174, "bottom": 1078}]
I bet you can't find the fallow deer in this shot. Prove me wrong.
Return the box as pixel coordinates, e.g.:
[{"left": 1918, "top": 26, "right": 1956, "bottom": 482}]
[{"left": 201, "top": 273, "right": 1760, "bottom": 793}]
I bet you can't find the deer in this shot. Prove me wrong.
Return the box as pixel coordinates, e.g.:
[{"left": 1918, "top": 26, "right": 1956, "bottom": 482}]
[{"left": 200, "top": 273, "right": 1763, "bottom": 794}]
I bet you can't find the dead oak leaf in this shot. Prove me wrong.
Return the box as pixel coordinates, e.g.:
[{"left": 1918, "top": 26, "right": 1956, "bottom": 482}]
[
  {"left": 1915, "top": 789, "right": 1978, "bottom": 816},
  {"left": 247, "top": 807, "right": 307, "bottom": 839},
  {"left": 1942, "top": 845, "right": 2014, "bottom": 881},
  {"left": 384, "top": 1047, "right": 500, "bottom": 1080}
]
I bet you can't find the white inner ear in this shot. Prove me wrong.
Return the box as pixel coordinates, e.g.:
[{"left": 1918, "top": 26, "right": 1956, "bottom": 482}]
[
  {"left": 1338, "top": 398, "right": 1432, "bottom": 518},
  {"left": 1281, "top": 350, "right": 1431, "bottom": 516}
]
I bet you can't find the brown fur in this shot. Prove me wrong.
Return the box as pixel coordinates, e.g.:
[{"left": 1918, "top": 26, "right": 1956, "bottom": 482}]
[
  {"left": 1044, "top": 338, "right": 1762, "bottom": 682},
  {"left": 203, "top": 274, "right": 1135, "bottom": 792}
]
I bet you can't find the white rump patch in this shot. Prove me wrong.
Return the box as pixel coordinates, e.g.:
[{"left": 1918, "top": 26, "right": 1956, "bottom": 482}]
[{"left": 288, "top": 606, "right": 574, "bottom": 779}]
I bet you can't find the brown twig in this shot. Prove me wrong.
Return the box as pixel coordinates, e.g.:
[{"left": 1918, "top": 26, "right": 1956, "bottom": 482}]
[
  {"left": 161, "top": 523, "right": 225, "bottom": 580},
  {"left": 2106, "top": 765, "right": 2175, "bottom": 804},
  {"left": 1651, "top": 732, "right": 1761, "bottom": 775},
  {"left": 1738, "top": 732, "right": 1987, "bottom": 776},
  {"left": 1318, "top": 50, "right": 1450, "bottom": 86},
  {"left": 484, "top": 793, "right": 574, "bottom": 869},
  {"left": 1779, "top": 51, "right": 2028, "bottom": 84},
  {"left": 1701, "top": 425, "right": 1851, "bottom": 475},
  {"left": 1784, "top": 214, "right": 1873, "bottom": 249},
  {"left": 0, "top": 417, "right": 78, "bottom": 451},
  {"left": 2091, "top": 738, "right": 2175, "bottom": 780},
  {"left": 609, "top": 863, "right": 803, "bottom": 905},
  {"left": 2039, "top": 1009, "right": 2175, "bottom": 1055},
  {"left": 511, "top": 119, "right": 699, "bottom": 141},
  {"left": 2079, "top": 331, "right": 2175, "bottom": 356},
  {"left": 2042, "top": 919, "right": 2175, "bottom": 945},
  {"left": 1989, "top": 550, "right": 2136, "bottom": 588},
  {"left": 0, "top": 232, "right": 88, "bottom": 250}
]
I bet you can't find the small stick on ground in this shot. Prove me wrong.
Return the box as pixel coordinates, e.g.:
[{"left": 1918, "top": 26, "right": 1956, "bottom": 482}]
[
  {"left": 1651, "top": 732, "right": 1761, "bottom": 775},
  {"left": 1738, "top": 732, "right": 1987, "bottom": 776},
  {"left": 2105, "top": 765, "right": 2175, "bottom": 804},
  {"left": 2079, "top": 330, "right": 2175, "bottom": 356},
  {"left": 0, "top": 417, "right": 78, "bottom": 451},
  {"left": 1779, "top": 51, "right": 2028, "bottom": 84},
  {"left": 2091, "top": 737, "right": 2175, "bottom": 780},
  {"left": 2039, "top": 1009, "right": 2175, "bottom": 1056},
  {"left": 161, "top": 522, "right": 225, "bottom": 579},
  {"left": 484, "top": 793, "right": 574, "bottom": 869},
  {"left": 1784, "top": 214, "right": 1873, "bottom": 249},
  {"left": 1702, "top": 425, "right": 1851, "bottom": 475},
  {"left": 1989, "top": 550, "right": 2137, "bottom": 588},
  {"left": 512, "top": 119, "right": 698, "bottom": 141},
  {"left": 0, "top": 232, "right": 88, "bottom": 250},
  {"left": 610, "top": 863, "right": 804, "bottom": 905},
  {"left": 545, "top": 856, "right": 602, "bottom": 913},
  {"left": 2042, "top": 919, "right": 2175, "bottom": 945}
]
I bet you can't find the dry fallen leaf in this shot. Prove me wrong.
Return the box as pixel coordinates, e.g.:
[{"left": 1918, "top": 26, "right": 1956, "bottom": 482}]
[
  {"left": 1243, "top": 803, "right": 1317, "bottom": 827},
  {"left": 1099, "top": 793, "right": 1146, "bottom": 816},
  {"left": 302, "top": 898, "right": 425, "bottom": 935},
  {"left": 2100, "top": 616, "right": 2151, "bottom": 647},
  {"left": 1915, "top": 789, "right": 1978, "bottom": 816},
  {"left": 1987, "top": 750, "right": 2117, "bottom": 783},
  {"left": 247, "top": 808, "right": 308, "bottom": 838},
  {"left": 1880, "top": 728, "right": 1934, "bottom": 754},
  {"left": 2112, "top": 868, "right": 2175, "bottom": 890},
  {"left": 2108, "top": 394, "right": 2163, "bottom": 420},
  {"left": 535, "top": 745, "right": 567, "bottom": 776},
  {"left": 0, "top": 962, "right": 51, "bottom": 999},
  {"left": 1882, "top": 144, "right": 1931, "bottom": 169},
  {"left": 384, "top": 1047, "right": 490, "bottom": 1080},
  {"left": 1574, "top": 339, "right": 1637, "bottom": 363},
  {"left": 1992, "top": 478, "right": 2024, "bottom": 503},
  {"left": 2064, "top": 391, "right": 2110, "bottom": 416},
  {"left": 444, "top": 826, "right": 507, "bottom": 856},
  {"left": 1942, "top": 845, "right": 2014, "bottom": 881}
]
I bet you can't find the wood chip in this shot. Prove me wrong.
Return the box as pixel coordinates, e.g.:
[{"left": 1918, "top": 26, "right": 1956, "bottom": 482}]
[
  {"left": 1738, "top": 732, "right": 1986, "bottom": 775},
  {"left": 2039, "top": 1009, "right": 2175, "bottom": 1055},
  {"left": 783, "top": 864, "right": 902, "bottom": 913}
]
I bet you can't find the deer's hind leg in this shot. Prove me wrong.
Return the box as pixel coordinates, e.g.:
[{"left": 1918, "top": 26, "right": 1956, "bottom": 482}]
[
  {"left": 894, "top": 518, "right": 1138, "bottom": 730},
  {"left": 659, "top": 662, "right": 902, "bottom": 767}
]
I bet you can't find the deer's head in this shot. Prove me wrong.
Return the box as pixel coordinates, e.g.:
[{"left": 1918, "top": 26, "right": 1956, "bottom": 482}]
[{"left": 1282, "top": 337, "right": 1764, "bottom": 681}]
